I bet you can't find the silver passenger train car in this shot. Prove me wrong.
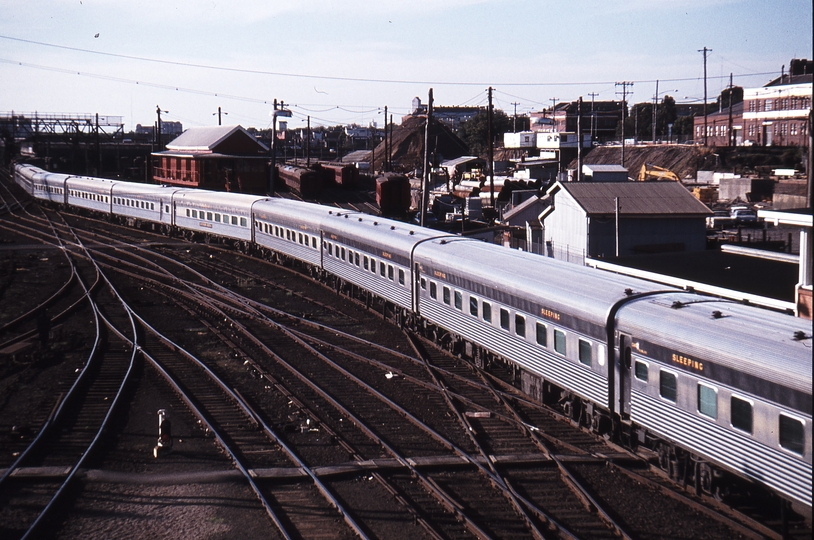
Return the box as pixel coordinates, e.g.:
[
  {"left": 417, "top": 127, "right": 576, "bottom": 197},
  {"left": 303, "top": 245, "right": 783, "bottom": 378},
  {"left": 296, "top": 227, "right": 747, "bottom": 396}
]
[{"left": 12, "top": 163, "right": 812, "bottom": 509}]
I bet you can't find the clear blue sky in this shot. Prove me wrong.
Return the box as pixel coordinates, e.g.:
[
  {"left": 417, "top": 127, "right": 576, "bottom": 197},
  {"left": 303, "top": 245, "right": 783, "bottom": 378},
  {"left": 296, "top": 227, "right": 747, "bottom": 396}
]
[{"left": 1, "top": 0, "right": 811, "bottom": 131}]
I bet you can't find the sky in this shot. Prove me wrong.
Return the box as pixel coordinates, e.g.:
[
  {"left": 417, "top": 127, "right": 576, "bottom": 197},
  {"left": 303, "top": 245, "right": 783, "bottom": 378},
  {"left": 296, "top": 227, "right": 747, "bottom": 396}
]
[{"left": 1, "top": 0, "right": 811, "bottom": 133}]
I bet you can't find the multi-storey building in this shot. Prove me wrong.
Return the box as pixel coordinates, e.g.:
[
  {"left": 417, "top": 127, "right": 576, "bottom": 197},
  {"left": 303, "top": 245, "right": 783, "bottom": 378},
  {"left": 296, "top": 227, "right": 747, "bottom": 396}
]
[{"left": 742, "top": 59, "right": 812, "bottom": 147}]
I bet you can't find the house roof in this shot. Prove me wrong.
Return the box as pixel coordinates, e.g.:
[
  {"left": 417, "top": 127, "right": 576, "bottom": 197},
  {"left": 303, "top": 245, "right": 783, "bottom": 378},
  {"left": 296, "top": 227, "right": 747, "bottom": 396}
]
[
  {"left": 550, "top": 181, "right": 712, "bottom": 216},
  {"left": 164, "top": 125, "right": 268, "bottom": 153},
  {"left": 502, "top": 195, "right": 549, "bottom": 224}
]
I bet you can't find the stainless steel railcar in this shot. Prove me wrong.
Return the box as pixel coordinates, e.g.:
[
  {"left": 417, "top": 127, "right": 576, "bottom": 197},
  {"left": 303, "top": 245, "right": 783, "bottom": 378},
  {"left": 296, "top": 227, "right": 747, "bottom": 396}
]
[
  {"left": 617, "top": 293, "right": 811, "bottom": 507},
  {"left": 11, "top": 163, "right": 812, "bottom": 509}
]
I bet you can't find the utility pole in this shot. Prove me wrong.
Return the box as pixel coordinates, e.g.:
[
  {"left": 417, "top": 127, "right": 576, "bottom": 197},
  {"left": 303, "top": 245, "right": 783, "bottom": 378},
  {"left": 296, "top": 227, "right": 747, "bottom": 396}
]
[
  {"left": 270, "top": 99, "right": 291, "bottom": 195},
  {"left": 576, "top": 96, "right": 583, "bottom": 181},
  {"left": 550, "top": 97, "right": 558, "bottom": 124},
  {"left": 698, "top": 46, "right": 711, "bottom": 146},
  {"left": 615, "top": 82, "right": 633, "bottom": 166},
  {"left": 488, "top": 87, "right": 495, "bottom": 210},
  {"left": 213, "top": 106, "right": 227, "bottom": 126},
  {"left": 155, "top": 105, "right": 167, "bottom": 149},
  {"left": 383, "top": 105, "right": 388, "bottom": 172},
  {"left": 306, "top": 116, "right": 311, "bottom": 166},
  {"left": 389, "top": 114, "right": 393, "bottom": 173},
  {"left": 652, "top": 80, "right": 659, "bottom": 144},
  {"left": 511, "top": 101, "right": 519, "bottom": 132},
  {"left": 421, "top": 89, "right": 433, "bottom": 227},
  {"left": 588, "top": 92, "right": 599, "bottom": 142},
  {"left": 727, "top": 73, "right": 734, "bottom": 146}
]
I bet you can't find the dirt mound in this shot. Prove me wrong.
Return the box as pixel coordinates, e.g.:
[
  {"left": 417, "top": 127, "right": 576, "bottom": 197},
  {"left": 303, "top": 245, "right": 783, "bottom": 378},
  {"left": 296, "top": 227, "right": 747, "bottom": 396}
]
[{"left": 573, "top": 145, "right": 710, "bottom": 181}]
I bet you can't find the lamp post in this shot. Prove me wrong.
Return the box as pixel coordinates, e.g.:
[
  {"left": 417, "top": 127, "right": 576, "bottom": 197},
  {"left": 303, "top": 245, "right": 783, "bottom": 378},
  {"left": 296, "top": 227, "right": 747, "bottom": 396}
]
[
  {"left": 652, "top": 83, "right": 678, "bottom": 143},
  {"left": 269, "top": 99, "right": 292, "bottom": 195}
]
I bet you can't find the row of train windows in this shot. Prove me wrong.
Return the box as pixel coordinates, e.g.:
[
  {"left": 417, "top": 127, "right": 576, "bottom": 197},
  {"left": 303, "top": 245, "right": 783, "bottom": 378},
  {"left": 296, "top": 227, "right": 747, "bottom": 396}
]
[
  {"left": 635, "top": 360, "right": 806, "bottom": 455},
  {"left": 70, "top": 190, "right": 109, "bottom": 203},
  {"left": 324, "top": 243, "right": 403, "bottom": 284},
  {"left": 114, "top": 197, "right": 155, "bottom": 211},
  {"left": 36, "top": 186, "right": 62, "bottom": 194},
  {"left": 258, "top": 222, "right": 318, "bottom": 249},
  {"left": 186, "top": 208, "right": 248, "bottom": 227},
  {"left": 421, "top": 278, "right": 592, "bottom": 366}
]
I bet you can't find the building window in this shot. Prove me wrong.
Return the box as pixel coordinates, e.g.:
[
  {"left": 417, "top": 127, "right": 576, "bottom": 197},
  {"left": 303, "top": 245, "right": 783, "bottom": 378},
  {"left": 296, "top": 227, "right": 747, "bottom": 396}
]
[
  {"left": 578, "top": 339, "right": 591, "bottom": 366},
  {"left": 659, "top": 371, "right": 677, "bottom": 402},
  {"left": 634, "top": 360, "right": 648, "bottom": 381},
  {"left": 697, "top": 384, "right": 717, "bottom": 419},
  {"left": 779, "top": 415, "right": 805, "bottom": 455},
  {"left": 554, "top": 329, "right": 566, "bottom": 355},
  {"left": 731, "top": 396, "right": 753, "bottom": 434},
  {"left": 535, "top": 323, "right": 547, "bottom": 347}
]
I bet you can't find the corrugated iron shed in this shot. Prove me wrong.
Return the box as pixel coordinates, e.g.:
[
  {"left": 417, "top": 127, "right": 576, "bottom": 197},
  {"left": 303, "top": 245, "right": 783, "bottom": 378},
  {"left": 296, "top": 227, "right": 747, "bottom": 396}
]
[{"left": 556, "top": 181, "right": 713, "bottom": 216}]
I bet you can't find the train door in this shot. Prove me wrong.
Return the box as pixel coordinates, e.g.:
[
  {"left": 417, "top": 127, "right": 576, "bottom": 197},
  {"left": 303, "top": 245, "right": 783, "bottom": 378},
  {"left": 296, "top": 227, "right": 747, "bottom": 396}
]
[{"left": 618, "top": 333, "right": 633, "bottom": 419}]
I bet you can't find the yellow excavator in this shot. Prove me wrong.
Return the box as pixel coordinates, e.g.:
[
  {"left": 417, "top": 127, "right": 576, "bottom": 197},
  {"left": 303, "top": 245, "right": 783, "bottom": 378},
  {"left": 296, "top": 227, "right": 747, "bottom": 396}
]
[{"left": 637, "top": 163, "right": 680, "bottom": 182}]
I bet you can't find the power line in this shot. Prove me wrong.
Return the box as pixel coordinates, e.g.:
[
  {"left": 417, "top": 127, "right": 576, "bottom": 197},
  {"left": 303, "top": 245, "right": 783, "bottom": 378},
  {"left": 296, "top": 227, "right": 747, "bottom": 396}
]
[{"left": 0, "top": 34, "right": 782, "bottom": 88}]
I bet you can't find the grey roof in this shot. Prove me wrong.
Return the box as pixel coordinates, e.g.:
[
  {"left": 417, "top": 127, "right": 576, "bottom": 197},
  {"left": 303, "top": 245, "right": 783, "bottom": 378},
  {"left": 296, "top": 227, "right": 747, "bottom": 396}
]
[
  {"left": 341, "top": 150, "right": 372, "bottom": 163},
  {"left": 165, "top": 125, "right": 268, "bottom": 153},
  {"left": 553, "top": 181, "right": 713, "bottom": 216},
  {"left": 502, "top": 196, "right": 548, "bottom": 224},
  {"left": 583, "top": 164, "right": 629, "bottom": 173}
]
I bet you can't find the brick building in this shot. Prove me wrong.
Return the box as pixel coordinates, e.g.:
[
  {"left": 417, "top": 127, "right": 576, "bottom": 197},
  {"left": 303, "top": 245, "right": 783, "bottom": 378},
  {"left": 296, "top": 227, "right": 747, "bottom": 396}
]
[{"left": 742, "top": 59, "right": 812, "bottom": 147}]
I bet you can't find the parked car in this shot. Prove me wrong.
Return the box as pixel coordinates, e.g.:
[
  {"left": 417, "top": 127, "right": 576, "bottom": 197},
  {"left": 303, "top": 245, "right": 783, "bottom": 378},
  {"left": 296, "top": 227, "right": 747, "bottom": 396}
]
[
  {"left": 731, "top": 208, "right": 758, "bottom": 226},
  {"left": 706, "top": 210, "right": 733, "bottom": 229}
]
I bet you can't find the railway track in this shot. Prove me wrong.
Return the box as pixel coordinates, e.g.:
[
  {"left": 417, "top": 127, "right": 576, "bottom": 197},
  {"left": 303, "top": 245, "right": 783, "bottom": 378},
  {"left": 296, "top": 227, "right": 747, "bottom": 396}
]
[{"left": 1, "top": 172, "right": 810, "bottom": 539}]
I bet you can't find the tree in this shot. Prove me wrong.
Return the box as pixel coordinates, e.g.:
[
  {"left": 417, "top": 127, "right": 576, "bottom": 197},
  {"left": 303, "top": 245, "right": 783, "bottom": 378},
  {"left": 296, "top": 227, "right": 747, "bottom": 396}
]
[
  {"left": 656, "top": 95, "right": 678, "bottom": 139},
  {"left": 457, "top": 109, "right": 511, "bottom": 156}
]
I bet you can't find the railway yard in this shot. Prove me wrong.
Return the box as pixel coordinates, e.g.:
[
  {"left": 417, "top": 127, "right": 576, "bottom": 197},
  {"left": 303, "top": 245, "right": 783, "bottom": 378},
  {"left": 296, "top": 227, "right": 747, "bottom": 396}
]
[{"left": 0, "top": 171, "right": 811, "bottom": 539}]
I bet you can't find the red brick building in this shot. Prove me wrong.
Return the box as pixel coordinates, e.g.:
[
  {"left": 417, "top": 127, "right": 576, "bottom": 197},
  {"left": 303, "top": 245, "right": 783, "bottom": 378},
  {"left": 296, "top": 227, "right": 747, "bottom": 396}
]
[
  {"left": 742, "top": 59, "right": 812, "bottom": 147},
  {"left": 152, "top": 125, "right": 270, "bottom": 193},
  {"left": 693, "top": 101, "right": 744, "bottom": 147}
]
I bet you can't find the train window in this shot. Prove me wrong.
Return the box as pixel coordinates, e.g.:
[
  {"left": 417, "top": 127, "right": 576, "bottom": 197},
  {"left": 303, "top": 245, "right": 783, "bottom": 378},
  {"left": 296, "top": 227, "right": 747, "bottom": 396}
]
[
  {"left": 421, "top": 278, "right": 426, "bottom": 290},
  {"left": 328, "top": 243, "right": 333, "bottom": 256},
  {"left": 355, "top": 253, "right": 360, "bottom": 266},
  {"left": 311, "top": 237, "right": 316, "bottom": 248},
  {"left": 778, "top": 415, "right": 805, "bottom": 455},
  {"left": 150, "top": 202, "right": 153, "bottom": 210},
  {"left": 388, "top": 265, "right": 394, "bottom": 280},
  {"left": 399, "top": 269, "right": 405, "bottom": 285},
  {"left": 454, "top": 290, "right": 462, "bottom": 309},
  {"left": 536, "top": 323, "right": 547, "bottom": 346},
  {"left": 165, "top": 205, "right": 170, "bottom": 213},
  {"left": 515, "top": 314, "right": 526, "bottom": 337},
  {"left": 232, "top": 216, "right": 238, "bottom": 225},
  {"left": 659, "top": 371, "right": 677, "bottom": 402},
  {"left": 483, "top": 302, "right": 492, "bottom": 323},
  {"left": 500, "top": 308, "right": 510, "bottom": 330},
  {"left": 363, "top": 256, "right": 369, "bottom": 270},
  {"left": 469, "top": 296, "right": 478, "bottom": 317},
  {"left": 214, "top": 213, "right": 221, "bottom": 222},
  {"left": 697, "top": 383, "right": 717, "bottom": 419},
  {"left": 286, "top": 229, "right": 291, "bottom": 240},
  {"left": 430, "top": 282, "right": 437, "bottom": 299},
  {"left": 578, "top": 339, "right": 591, "bottom": 366},
  {"left": 370, "top": 258, "right": 376, "bottom": 272},
  {"left": 380, "top": 262, "right": 386, "bottom": 277},
  {"left": 206, "top": 212, "right": 213, "bottom": 221},
  {"left": 186, "top": 209, "right": 191, "bottom": 217},
  {"left": 341, "top": 247, "right": 346, "bottom": 261},
  {"left": 554, "top": 329, "right": 566, "bottom": 355},
  {"left": 443, "top": 286, "right": 450, "bottom": 305},
  {"left": 731, "top": 396, "right": 753, "bottom": 434},
  {"left": 240, "top": 217, "right": 247, "bottom": 227},
  {"left": 299, "top": 233, "right": 304, "bottom": 244},
  {"left": 634, "top": 360, "right": 648, "bottom": 381}
]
